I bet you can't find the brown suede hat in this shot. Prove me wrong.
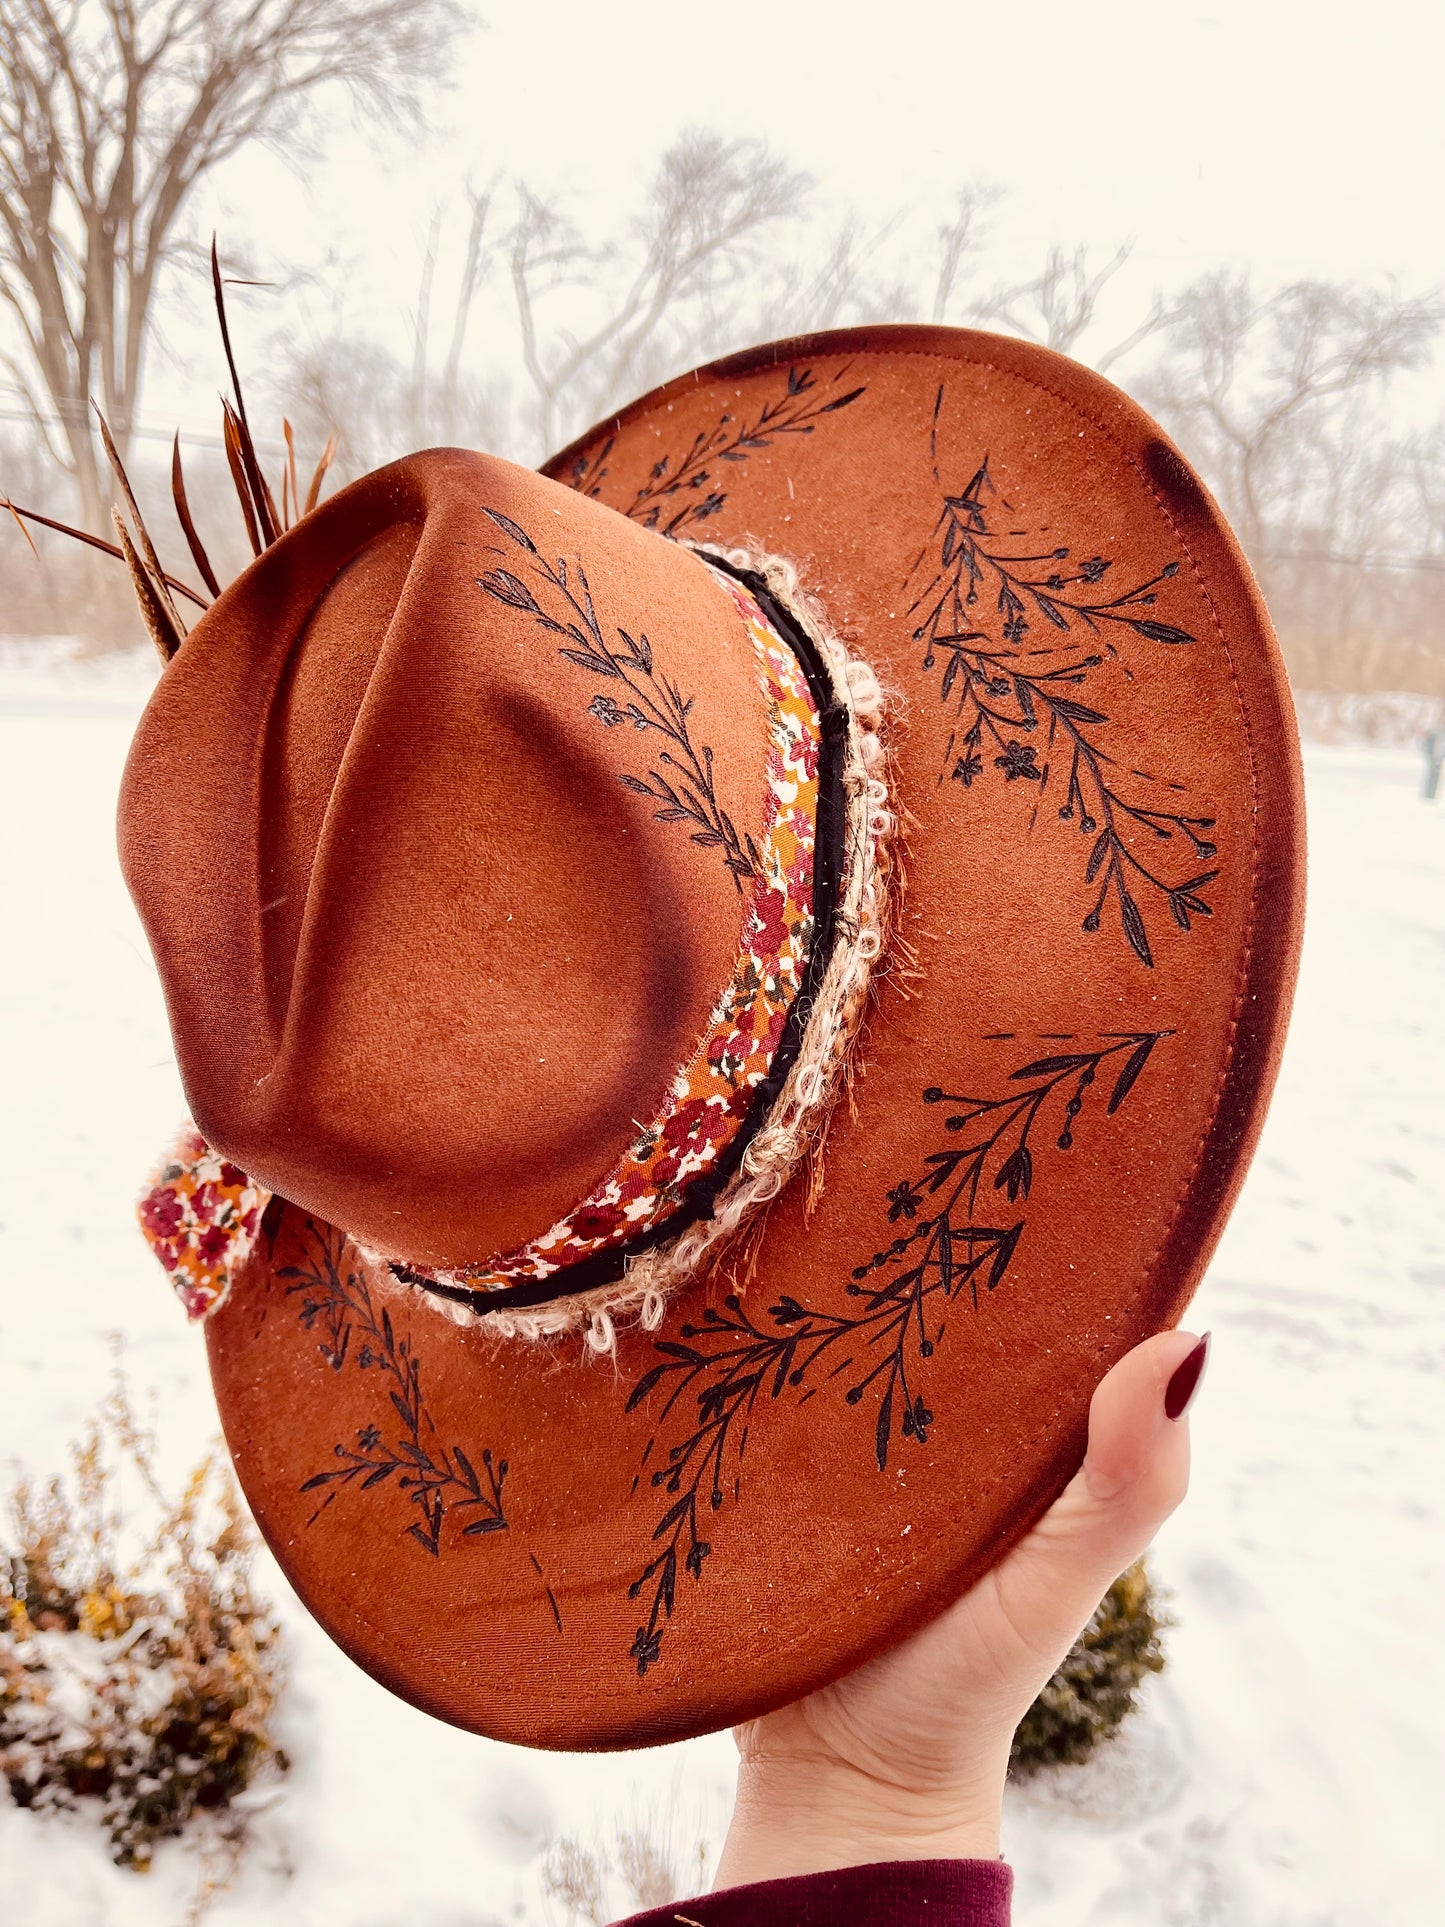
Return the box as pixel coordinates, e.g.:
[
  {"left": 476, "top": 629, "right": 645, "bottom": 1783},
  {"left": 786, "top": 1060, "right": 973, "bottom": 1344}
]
[{"left": 117, "top": 324, "right": 1304, "bottom": 1749}]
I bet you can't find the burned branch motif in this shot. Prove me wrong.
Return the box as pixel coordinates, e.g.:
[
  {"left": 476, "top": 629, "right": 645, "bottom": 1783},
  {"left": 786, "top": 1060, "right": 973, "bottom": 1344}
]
[
  {"left": 477, "top": 507, "right": 761, "bottom": 887},
  {"left": 569, "top": 364, "right": 866, "bottom": 538},
  {"left": 623, "top": 1030, "right": 1168, "bottom": 1676},
  {"left": 280, "top": 1223, "right": 508, "bottom": 1557},
  {"left": 907, "top": 416, "right": 1216, "bottom": 968}
]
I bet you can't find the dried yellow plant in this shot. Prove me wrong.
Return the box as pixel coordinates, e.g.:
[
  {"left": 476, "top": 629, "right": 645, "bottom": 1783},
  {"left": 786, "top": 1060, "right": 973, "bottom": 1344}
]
[{"left": 0, "top": 1362, "right": 287, "bottom": 1872}]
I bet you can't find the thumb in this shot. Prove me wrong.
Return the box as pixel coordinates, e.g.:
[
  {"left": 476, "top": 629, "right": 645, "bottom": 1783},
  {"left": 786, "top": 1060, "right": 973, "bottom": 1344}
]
[{"left": 987, "top": 1328, "right": 1208, "bottom": 1680}]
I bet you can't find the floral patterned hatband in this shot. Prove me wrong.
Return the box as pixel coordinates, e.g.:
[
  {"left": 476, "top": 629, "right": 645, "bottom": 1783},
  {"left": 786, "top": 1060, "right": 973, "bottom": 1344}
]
[{"left": 138, "top": 575, "right": 823, "bottom": 1322}]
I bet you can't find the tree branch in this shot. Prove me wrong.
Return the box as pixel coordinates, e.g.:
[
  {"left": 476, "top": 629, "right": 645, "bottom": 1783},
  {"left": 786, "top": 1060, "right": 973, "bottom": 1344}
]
[{"left": 0, "top": 0, "right": 469, "bottom": 526}]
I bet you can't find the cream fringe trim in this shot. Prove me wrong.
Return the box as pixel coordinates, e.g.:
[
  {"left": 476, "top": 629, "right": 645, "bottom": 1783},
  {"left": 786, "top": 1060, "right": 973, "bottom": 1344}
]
[{"left": 394, "top": 545, "right": 900, "bottom": 1353}]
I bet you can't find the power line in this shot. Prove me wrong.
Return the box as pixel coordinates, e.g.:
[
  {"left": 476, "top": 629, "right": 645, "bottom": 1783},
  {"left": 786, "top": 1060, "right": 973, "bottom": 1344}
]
[{"left": 0, "top": 400, "right": 287, "bottom": 455}]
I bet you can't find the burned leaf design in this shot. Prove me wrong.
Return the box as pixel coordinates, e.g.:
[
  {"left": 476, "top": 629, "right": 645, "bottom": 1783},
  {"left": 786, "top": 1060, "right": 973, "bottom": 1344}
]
[
  {"left": 477, "top": 509, "right": 761, "bottom": 888},
  {"left": 908, "top": 396, "right": 1217, "bottom": 968},
  {"left": 568, "top": 363, "right": 866, "bottom": 537},
  {"left": 283, "top": 1223, "right": 509, "bottom": 1556},
  {"left": 622, "top": 1030, "right": 1169, "bottom": 1676}
]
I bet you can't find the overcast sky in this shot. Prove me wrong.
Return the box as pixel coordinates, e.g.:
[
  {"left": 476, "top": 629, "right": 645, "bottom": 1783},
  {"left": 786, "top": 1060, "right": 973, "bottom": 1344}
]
[{"left": 138, "top": 0, "right": 1445, "bottom": 436}]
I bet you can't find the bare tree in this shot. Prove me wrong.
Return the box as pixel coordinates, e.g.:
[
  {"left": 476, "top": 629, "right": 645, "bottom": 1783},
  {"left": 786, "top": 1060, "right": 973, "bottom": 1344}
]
[
  {"left": 284, "top": 311, "right": 510, "bottom": 478},
  {"left": 747, "top": 206, "right": 911, "bottom": 343},
  {"left": 508, "top": 132, "right": 810, "bottom": 455},
  {"left": 971, "top": 242, "right": 1167, "bottom": 374},
  {"left": 931, "top": 184, "right": 998, "bottom": 325},
  {"left": 749, "top": 180, "right": 998, "bottom": 342},
  {"left": 1143, "top": 271, "right": 1441, "bottom": 564},
  {"left": 1138, "top": 272, "right": 1444, "bottom": 694},
  {"left": 279, "top": 139, "right": 816, "bottom": 473},
  {"left": 281, "top": 161, "right": 1014, "bottom": 480},
  {"left": 439, "top": 178, "right": 495, "bottom": 422},
  {"left": 1402, "top": 420, "right": 1445, "bottom": 562},
  {"left": 0, "top": 0, "right": 465, "bottom": 530}
]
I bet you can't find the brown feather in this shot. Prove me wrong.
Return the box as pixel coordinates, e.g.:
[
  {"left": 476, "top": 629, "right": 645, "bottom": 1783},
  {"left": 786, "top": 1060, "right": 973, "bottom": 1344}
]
[
  {"left": 113, "top": 509, "right": 183, "bottom": 665},
  {"left": 223, "top": 397, "right": 279, "bottom": 548},
  {"left": 2, "top": 496, "right": 40, "bottom": 558},
  {"left": 283, "top": 419, "right": 300, "bottom": 532},
  {"left": 257, "top": 463, "right": 283, "bottom": 543},
  {"left": 16, "top": 240, "right": 329, "bottom": 618},
  {"left": 211, "top": 238, "right": 253, "bottom": 434},
  {"left": 213, "top": 238, "right": 283, "bottom": 546},
  {"left": 171, "top": 435, "right": 222, "bottom": 600},
  {"left": 222, "top": 408, "right": 263, "bottom": 557},
  {"left": 94, "top": 405, "right": 186, "bottom": 639},
  {"left": 0, "top": 499, "right": 208, "bottom": 608},
  {"left": 304, "top": 434, "right": 337, "bottom": 516}
]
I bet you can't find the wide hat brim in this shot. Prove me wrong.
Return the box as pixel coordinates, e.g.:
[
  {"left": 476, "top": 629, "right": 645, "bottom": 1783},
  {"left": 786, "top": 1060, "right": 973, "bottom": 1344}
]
[{"left": 202, "top": 325, "right": 1304, "bottom": 1749}]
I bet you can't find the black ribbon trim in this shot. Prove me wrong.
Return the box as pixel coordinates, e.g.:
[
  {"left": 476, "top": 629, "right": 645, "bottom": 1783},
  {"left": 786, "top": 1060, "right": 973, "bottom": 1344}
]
[{"left": 398, "top": 553, "right": 851, "bottom": 1319}]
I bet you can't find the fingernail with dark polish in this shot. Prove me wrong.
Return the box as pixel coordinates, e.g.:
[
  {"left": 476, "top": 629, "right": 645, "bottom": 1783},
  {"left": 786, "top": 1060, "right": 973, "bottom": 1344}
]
[{"left": 1165, "top": 1332, "right": 1211, "bottom": 1421}]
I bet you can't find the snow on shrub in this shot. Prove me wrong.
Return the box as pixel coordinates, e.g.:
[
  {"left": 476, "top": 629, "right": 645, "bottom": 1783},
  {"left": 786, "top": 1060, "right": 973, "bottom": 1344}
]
[
  {"left": 1011, "top": 1557, "right": 1169, "bottom": 1777},
  {"left": 0, "top": 1368, "right": 287, "bottom": 1870}
]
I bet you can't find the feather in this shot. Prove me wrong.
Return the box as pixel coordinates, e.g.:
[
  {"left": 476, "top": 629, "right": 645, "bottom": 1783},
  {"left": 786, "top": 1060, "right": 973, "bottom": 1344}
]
[
  {"left": 113, "top": 509, "right": 183, "bottom": 664},
  {"left": 304, "top": 433, "right": 336, "bottom": 516},
  {"left": 0, "top": 499, "right": 206, "bottom": 608},
  {"left": 222, "top": 407, "right": 263, "bottom": 558},
  {"left": 171, "top": 435, "right": 221, "bottom": 600},
  {"left": 94, "top": 404, "right": 186, "bottom": 639}
]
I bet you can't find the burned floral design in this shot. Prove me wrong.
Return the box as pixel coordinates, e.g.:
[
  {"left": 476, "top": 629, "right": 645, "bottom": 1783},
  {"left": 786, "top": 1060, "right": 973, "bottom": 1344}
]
[
  {"left": 568, "top": 363, "right": 866, "bottom": 537},
  {"left": 995, "top": 741, "right": 1042, "bottom": 783},
  {"left": 907, "top": 393, "right": 1218, "bottom": 968},
  {"left": 886, "top": 1179, "right": 925, "bottom": 1222},
  {"left": 280, "top": 1223, "right": 509, "bottom": 1556},
  {"left": 588, "top": 692, "right": 628, "bottom": 728},
  {"left": 622, "top": 1030, "right": 1169, "bottom": 1675}
]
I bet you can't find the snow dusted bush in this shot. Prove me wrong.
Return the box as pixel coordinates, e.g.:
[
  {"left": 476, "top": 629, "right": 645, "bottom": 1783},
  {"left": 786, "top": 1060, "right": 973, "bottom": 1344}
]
[
  {"left": 1010, "top": 1558, "right": 1169, "bottom": 1777},
  {"left": 0, "top": 1369, "right": 286, "bottom": 1870}
]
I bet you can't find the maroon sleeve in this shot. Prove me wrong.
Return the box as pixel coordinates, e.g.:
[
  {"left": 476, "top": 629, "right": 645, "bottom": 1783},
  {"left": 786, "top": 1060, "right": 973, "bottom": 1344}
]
[{"left": 613, "top": 1857, "right": 1012, "bottom": 1926}]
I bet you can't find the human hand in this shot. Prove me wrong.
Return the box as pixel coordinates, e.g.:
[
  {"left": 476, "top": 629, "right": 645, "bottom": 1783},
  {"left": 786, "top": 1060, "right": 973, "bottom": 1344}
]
[{"left": 714, "top": 1328, "right": 1209, "bottom": 1887}]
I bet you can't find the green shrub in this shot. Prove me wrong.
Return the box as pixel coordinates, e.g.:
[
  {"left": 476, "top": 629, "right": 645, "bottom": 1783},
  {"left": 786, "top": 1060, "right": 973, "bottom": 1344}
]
[
  {"left": 1010, "top": 1558, "right": 1169, "bottom": 1777},
  {"left": 0, "top": 1369, "right": 287, "bottom": 1871}
]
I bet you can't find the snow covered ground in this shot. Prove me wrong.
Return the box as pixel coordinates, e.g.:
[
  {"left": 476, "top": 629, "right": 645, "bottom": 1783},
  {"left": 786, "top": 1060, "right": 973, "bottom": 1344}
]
[{"left": 1, "top": 642, "right": 1442, "bottom": 1925}]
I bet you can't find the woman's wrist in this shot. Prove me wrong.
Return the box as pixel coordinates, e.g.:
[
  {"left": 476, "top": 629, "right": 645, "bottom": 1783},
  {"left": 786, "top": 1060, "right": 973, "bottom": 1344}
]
[{"left": 713, "top": 1744, "right": 1008, "bottom": 1888}]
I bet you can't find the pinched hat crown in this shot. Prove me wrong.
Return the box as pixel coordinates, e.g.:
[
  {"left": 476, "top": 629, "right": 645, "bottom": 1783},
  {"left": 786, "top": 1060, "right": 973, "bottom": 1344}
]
[{"left": 121, "top": 449, "right": 883, "bottom": 1318}]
